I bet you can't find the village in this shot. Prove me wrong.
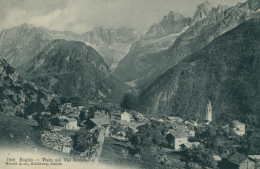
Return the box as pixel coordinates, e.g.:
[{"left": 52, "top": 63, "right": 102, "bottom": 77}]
[{"left": 29, "top": 99, "right": 260, "bottom": 169}]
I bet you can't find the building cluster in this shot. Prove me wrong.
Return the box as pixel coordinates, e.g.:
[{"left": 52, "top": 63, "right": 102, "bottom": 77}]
[{"left": 42, "top": 100, "right": 246, "bottom": 154}]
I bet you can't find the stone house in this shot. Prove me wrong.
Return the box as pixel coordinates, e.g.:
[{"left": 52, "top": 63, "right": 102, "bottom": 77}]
[
  {"left": 59, "top": 117, "right": 78, "bottom": 130},
  {"left": 170, "top": 124, "right": 195, "bottom": 137},
  {"left": 248, "top": 155, "right": 260, "bottom": 169},
  {"left": 223, "top": 120, "right": 245, "bottom": 136},
  {"left": 77, "top": 106, "right": 84, "bottom": 111},
  {"left": 167, "top": 116, "right": 183, "bottom": 123},
  {"left": 220, "top": 152, "right": 256, "bottom": 169},
  {"left": 166, "top": 129, "right": 188, "bottom": 150},
  {"left": 233, "top": 120, "right": 245, "bottom": 136},
  {"left": 121, "top": 110, "right": 131, "bottom": 123}
]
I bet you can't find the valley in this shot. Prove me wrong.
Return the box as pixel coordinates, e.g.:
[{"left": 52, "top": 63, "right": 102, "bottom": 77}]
[{"left": 1, "top": 0, "right": 260, "bottom": 169}]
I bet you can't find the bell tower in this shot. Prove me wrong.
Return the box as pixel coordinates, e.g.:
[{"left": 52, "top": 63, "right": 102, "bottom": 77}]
[{"left": 206, "top": 100, "right": 212, "bottom": 122}]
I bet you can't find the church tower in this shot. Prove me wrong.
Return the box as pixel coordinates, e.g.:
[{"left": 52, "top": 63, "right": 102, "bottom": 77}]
[{"left": 206, "top": 100, "right": 212, "bottom": 122}]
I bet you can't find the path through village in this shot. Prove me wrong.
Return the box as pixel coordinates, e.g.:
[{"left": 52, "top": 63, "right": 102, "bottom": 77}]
[{"left": 91, "top": 127, "right": 105, "bottom": 167}]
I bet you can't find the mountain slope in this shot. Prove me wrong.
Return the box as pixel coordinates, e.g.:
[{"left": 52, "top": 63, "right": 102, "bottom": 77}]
[
  {"left": 0, "top": 59, "right": 55, "bottom": 117},
  {"left": 0, "top": 23, "right": 53, "bottom": 68},
  {"left": 113, "top": 0, "right": 260, "bottom": 91},
  {"left": 139, "top": 18, "right": 260, "bottom": 124},
  {"left": 19, "top": 39, "right": 129, "bottom": 103}
]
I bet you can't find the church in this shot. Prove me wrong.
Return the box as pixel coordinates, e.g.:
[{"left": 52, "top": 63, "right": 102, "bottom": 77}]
[{"left": 206, "top": 100, "right": 212, "bottom": 122}]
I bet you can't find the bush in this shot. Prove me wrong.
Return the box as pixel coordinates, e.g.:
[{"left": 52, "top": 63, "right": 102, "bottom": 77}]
[{"left": 71, "top": 129, "right": 94, "bottom": 152}]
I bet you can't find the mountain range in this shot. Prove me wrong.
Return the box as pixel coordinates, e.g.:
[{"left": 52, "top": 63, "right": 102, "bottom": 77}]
[
  {"left": 139, "top": 18, "right": 260, "bottom": 124},
  {"left": 1, "top": 0, "right": 260, "bottom": 120},
  {"left": 113, "top": 0, "right": 260, "bottom": 91},
  {"left": 18, "top": 39, "right": 129, "bottom": 103},
  {"left": 0, "top": 24, "right": 141, "bottom": 71}
]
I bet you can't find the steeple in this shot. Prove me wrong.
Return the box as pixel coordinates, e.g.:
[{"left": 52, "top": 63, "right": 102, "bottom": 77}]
[{"left": 206, "top": 100, "right": 212, "bottom": 121}]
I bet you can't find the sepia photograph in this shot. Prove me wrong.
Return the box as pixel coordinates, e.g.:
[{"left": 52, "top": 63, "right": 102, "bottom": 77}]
[{"left": 0, "top": 0, "right": 260, "bottom": 168}]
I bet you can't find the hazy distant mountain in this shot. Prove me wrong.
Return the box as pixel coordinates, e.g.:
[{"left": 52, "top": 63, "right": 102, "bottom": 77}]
[
  {"left": 139, "top": 18, "right": 260, "bottom": 123},
  {"left": 19, "top": 39, "right": 129, "bottom": 103},
  {"left": 0, "top": 24, "right": 140, "bottom": 70},
  {"left": 81, "top": 26, "right": 139, "bottom": 46},
  {"left": 42, "top": 26, "right": 141, "bottom": 70},
  {"left": 113, "top": 0, "right": 260, "bottom": 91},
  {"left": 0, "top": 58, "right": 55, "bottom": 117},
  {"left": 113, "top": 11, "right": 192, "bottom": 88},
  {"left": 145, "top": 11, "right": 192, "bottom": 39}
]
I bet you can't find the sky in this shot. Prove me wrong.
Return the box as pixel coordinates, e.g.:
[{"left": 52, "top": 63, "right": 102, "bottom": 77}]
[{"left": 0, "top": 0, "right": 247, "bottom": 33}]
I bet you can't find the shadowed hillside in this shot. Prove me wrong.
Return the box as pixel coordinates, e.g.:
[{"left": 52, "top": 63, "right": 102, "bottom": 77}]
[{"left": 139, "top": 18, "right": 260, "bottom": 125}]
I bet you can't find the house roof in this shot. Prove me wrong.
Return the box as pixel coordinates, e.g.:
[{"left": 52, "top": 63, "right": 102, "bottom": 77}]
[
  {"left": 227, "top": 153, "right": 248, "bottom": 165},
  {"left": 185, "top": 121, "right": 194, "bottom": 125},
  {"left": 158, "top": 119, "right": 164, "bottom": 122},
  {"left": 167, "top": 129, "right": 188, "bottom": 138},
  {"left": 90, "top": 117, "right": 110, "bottom": 126},
  {"left": 121, "top": 111, "right": 130, "bottom": 116},
  {"left": 213, "top": 155, "right": 222, "bottom": 161},
  {"left": 59, "top": 116, "right": 69, "bottom": 120},
  {"left": 167, "top": 116, "right": 183, "bottom": 122},
  {"left": 59, "top": 121, "right": 69, "bottom": 125},
  {"left": 80, "top": 120, "right": 87, "bottom": 125},
  {"left": 136, "top": 113, "right": 145, "bottom": 118},
  {"left": 110, "top": 112, "right": 122, "bottom": 116},
  {"left": 233, "top": 120, "right": 245, "bottom": 126},
  {"left": 248, "top": 155, "right": 260, "bottom": 160},
  {"left": 64, "top": 118, "right": 77, "bottom": 122},
  {"left": 182, "top": 142, "right": 200, "bottom": 148},
  {"left": 66, "top": 113, "right": 79, "bottom": 118},
  {"left": 118, "top": 120, "right": 130, "bottom": 126},
  {"left": 221, "top": 151, "right": 232, "bottom": 159},
  {"left": 128, "top": 122, "right": 145, "bottom": 131}
]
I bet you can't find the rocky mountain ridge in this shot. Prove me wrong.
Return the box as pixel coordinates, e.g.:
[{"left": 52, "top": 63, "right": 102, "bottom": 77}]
[
  {"left": 0, "top": 24, "right": 140, "bottom": 70},
  {"left": 113, "top": 0, "right": 260, "bottom": 91}
]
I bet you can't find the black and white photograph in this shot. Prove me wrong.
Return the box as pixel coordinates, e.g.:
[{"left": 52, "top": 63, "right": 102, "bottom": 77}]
[{"left": 0, "top": 0, "right": 260, "bottom": 168}]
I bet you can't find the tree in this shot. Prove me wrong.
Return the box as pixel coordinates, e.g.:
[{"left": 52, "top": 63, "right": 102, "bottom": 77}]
[
  {"left": 25, "top": 102, "right": 45, "bottom": 117},
  {"left": 88, "top": 107, "right": 95, "bottom": 118},
  {"left": 47, "top": 99, "right": 59, "bottom": 115},
  {"left": 204, "top": 126, "right": 217, "bottom": 148},
  {"left": 128, "top": 121, "right": 168, "bottom": 159},
  {"left": 79, "top": 108, "right": 87, "bottom": 122},
  {"left": 50, "top": 117, "right": 60, "bottom": 126},
  {"left": 129, "top": 124, "right": 153, "bottom": 159},
  {"left": 120, "top": 93, "right": 138, "bottom": 110},
  {"left": 93, "top": 129, "right": 100, "bottom": 144},
  {"left": 180, "top": 144, "right": 217, "bottom": 169},
  {"left": 71, "top": 129, "right": 94, "bottom": 152},
  {"left": 35, "top": 116, "right": 51, "bottom": 131},
  {"left": 229, "top": 120, "right": 235, "bottom": 129}
]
